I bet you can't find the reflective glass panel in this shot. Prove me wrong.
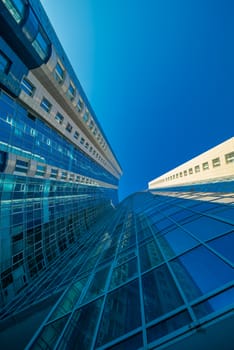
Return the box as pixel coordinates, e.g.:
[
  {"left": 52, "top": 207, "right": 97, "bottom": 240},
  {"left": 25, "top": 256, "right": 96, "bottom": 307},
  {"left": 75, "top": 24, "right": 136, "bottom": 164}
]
[
  {"left": 147, "top": 311, "right": 191, "bottom": 344},
  {"left": 49, "top": 277, "right": 88, "bottom": 321},
  {"left": 58, "top": 298, "right": 103, "bottom": 350},
  {"left": 83, "top": 266, "right": 109, "bottom": 302},
  {"left": 96, "top": 280, "right": 141, "bottom": 347},
  {"left": 105, "top": 333, "right": 143, "bottom": 350},
  {"left": 171, "top": 246, "right": 234, "bottom": 301},
  {"left": 182, "top": 216, "right": 233, "bottom": 241},
  {"left": 32, "top": 315, "right": 68, "bottom": 349},
  {"left": 158, "top": 227, "right": 199, "bottom": 258},
  {"left": 110, "top": 258, "right": 137, "bottom": 289},
  {"left": 142, "top": 264, "right": 184, "bottom": 323},
  {"left": 139, "top": 240, "right": 163, "bottom": 272},
  {"left": 193, "top": 287, "right": 234, "bottom": 319},
  {"left": 208, "top": 232, "right": 234, "bottom": 264}
]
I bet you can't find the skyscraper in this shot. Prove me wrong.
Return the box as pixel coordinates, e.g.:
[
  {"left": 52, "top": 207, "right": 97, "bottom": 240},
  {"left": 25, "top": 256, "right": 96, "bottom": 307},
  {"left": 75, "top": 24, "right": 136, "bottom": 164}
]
[
  {"left": 0, "top": 0, "right": 122, "bottom": 307},
  {"left": 0, "top": 1, "right": 234, "bottom": 349}
]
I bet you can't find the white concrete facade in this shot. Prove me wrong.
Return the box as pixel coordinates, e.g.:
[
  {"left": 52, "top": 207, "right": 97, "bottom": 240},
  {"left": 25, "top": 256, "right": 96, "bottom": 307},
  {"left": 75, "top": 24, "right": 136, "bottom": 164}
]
[{"left": 148, "top": 137, "right": 234, "bottom": 189}]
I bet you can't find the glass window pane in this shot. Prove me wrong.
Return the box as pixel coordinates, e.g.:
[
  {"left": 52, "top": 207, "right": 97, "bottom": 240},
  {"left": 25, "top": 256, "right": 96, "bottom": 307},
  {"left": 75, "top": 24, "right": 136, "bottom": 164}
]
[
  {"left": 142, "top": 264, "right": 184, "bottom": 323},
  {"left": 49, "top": 277, "right": 88, "bottom": 321},
  {"left": 58, "top": 298, "right": 103, "bottom": 350},
  {"left": 171, "top": 246, "right": 234, "bottom": 301},
  {"left": 193, "top": 287, "right": 234, "bottom": 319},
  {"left": 139, "top": 240, "right": 163, "bottom": 272},
  {"left": 208, "top": 232, "right": 234, "bottom": 264},
  {"left": 106, "top": 333, "right": 143, "bottom": 350},
  {"left": 158, "top": 227, "right": 199, "bottom": 258},
  {"left": 2, "top": 0, "right": 25, "bottom": 23},
  {"left": 147, "top": 311, "right": 191, "bottom": 344},
  {"left": 110, "top": 258, "right": 138, "bottom": 289},
  {"left": 32, "top": 31, "right": 49, "bottom": 60},
  {"left": 182, "top": 216, "right": 233, "bottom": 241},
  {"left": 95, "top": 280, "right": 141, "bottom": 347},
  {"left": 32, "top": 316, "right": 68, "bottom": 349},
  {"left": 83, "top": 266, "right": 109, "bottom": 302}
]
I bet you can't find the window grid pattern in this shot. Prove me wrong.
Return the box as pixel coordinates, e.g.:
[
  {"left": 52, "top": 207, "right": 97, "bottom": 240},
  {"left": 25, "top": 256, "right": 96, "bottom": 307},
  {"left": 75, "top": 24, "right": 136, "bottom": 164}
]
[
  {"left": 0, "top": 90, "right": 118, "bottom": 186},
  {"left": 1, "top": 189, "right": 232, "bottom": 350}
]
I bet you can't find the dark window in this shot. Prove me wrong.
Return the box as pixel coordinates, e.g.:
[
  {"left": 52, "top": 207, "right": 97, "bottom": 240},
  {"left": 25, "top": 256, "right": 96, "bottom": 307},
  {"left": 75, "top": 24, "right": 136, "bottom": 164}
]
[
  {"left": 202, "top": 162, "right": 209, "bottom": 170},
  {"left": 21, "top": 78, "right": 35, "bottom": 96},
  {"left": 54, "top": 62, "right": 64, "bottom": 83},
  {"left": 74, "top": 131, "right": 79, "bottom": 140},
  {"left": 77, "top": 98, "right": 84, "bottom": 112},
  {"left": 55, "top": 112, "right": 64, "bottom": 125},
  {"left": 225, "top": 152, "right": 234, "bottom": 164},
  {"left": 212, "top": 157, "right": 221, "bottom": 167},
  {"left": 66, "top": 123, "right": 72, "bottom": 133},
  {"left": 67, "top": 83, "right": 75, "bottom": 100},
  {"left": 40, "top": 97, "right": 52, "bottom": 113}
]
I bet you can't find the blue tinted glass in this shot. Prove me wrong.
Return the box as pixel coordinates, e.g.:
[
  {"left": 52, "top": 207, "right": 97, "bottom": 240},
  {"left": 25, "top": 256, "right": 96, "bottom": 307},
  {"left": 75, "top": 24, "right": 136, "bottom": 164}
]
[
  {"left": 183, "top": 216, "right": 233, "bottom": 241},
  {"left": 58, "top": 298, "right": 103, "bottom": 350},
  {"left": 158, "top": 227, "right": 199, "bottom": 258},
  {"left": 171, "top": 246, "right": 234, "bottom": 301},
  {"left": 147, "top": 311, "right": 191, "bottom": 343},
  {"left": 83, "top": 266, "right": 109, "bottom": 302},
  {"left": 142, "top": 264, "right": 184, "bottom": 322},
  {"left": 139, "top": 240, "right": 163, "bottom": 272},
  {"left": 110, "top": 258, "right": 138, "bottom": 289},
  {"left": 208, "top": 232, "right": 234, "bottom": 264},
  {"left": 96, "top": 280, "right": 141, "bottom": 347},
  {"left": 193, "top": 288, "right": 234, "bottom": 319},
  {"left": 210, "top": 207, "right": 234, "bottom": 223},
  {"left": 106, "top": 333, "right": 143, "bottom": 350}
]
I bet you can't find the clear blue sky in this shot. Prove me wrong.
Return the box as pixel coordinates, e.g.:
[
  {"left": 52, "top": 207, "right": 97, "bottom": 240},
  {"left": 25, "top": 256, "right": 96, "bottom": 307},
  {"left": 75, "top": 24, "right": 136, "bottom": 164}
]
[{"left": 41, "top": 0, "right": 234, "bottom": 201}]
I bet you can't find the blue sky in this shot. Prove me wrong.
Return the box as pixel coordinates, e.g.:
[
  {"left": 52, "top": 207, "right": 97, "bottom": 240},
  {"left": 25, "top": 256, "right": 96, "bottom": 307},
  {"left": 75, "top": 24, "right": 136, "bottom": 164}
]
[{"left": 41, "top": 0, "right": 234, "bottom": 201}]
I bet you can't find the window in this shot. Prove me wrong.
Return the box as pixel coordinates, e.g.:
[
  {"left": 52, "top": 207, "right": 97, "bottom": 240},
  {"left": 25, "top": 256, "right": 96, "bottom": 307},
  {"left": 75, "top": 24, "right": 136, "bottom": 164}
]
[
  {"left": 212, "top": 157, "right": 221, "bottom": 168},
  {"left": 195, "top": 165, "right": 200, "bottom": 173},
  {"left": 80, "top": 137, "right": 85, "bottom": 145},
  {"left": 89, "top": 120, "right": 94, "bottom": 130},
  {"left": 225, "top": 152, "right": 234, "bottom": 164},
  {"left": 21, "top": 78, "right": 35, "bottom": 96},
  {"left": 61, "top": 172, "right": 67, "bottom": 180},
  {"left": 50, "top": 168, "right": 58, "bottom": 179},
  {"left": 202, "top": 162, "right": 209, "bottom": 170},
  {"left": 66, "top": 123, "right": 72, "bottom": 133},
  {"left": 83, "top": 112, "right": 89, "bottom": 123},
  {"left": 32, "top": 30, "right": 49, "bottom": 60},
  {"left": 184, "top": 170, "right": 187, "bottom": 176},
  {"left": 54, "top": 61, "right": 64, "bottom": 83},
  {"left": 189, "top": 168, "right": 193, "bottom": 175},
  {"left": 40, "top": 97, "right": 52, "bottom": 113},
  {"left": 67, "top": 82, "right": 75, "bottom": 101},
  {"left": 93, "top": 128, "right": 97, "bottom": 136},
  {"left": 15, "top": 159, "right": 28, "bottom": 173},
  {"left": 77, "top": 98, "right": 84, "bottom": 113},
  {"left": 2, "top": 0, "right": 25, "bottom": 23},
  {"left": 179, "top": 172, "right": 183, "bottom": 177},
  {"left": 55, "top": 113, "right": 64, "bottom": 125},
  {"left": 0, "top": 51, "right": 11, "bottom": 74},
  {"left": 74, "top": 131, "right": 79, "bottom": 140},
  {"left": 36, "top": 165, "right": 46, "bottom": 177},
  {"left": 85, "top": 142, "right": 89, "bottom": 149}
]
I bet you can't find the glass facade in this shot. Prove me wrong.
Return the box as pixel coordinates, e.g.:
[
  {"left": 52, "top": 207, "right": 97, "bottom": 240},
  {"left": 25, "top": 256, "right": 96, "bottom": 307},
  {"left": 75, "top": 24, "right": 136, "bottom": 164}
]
[
  {"left": 0, "top": 0, "right": 233, "bottom": 349},
  {"left": 0, "top": 188, "right": 233, "bottom": 349}
]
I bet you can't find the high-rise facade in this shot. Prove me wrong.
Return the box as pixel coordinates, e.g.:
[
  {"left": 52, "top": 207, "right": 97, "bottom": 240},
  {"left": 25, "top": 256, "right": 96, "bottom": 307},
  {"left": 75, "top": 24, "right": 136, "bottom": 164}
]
[
  {"left": 0, "top": 0, "right": 122, "bottom": 308},
  {"left": 0, "top": 1, "right": 234, "bottom": 350}
]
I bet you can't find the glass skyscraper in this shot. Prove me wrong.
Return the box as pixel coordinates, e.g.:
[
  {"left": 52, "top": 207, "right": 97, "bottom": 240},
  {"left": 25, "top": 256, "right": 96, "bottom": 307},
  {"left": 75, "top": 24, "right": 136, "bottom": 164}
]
[{"left": 0, "top": 1, "right": 233, "bottom": 349}]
